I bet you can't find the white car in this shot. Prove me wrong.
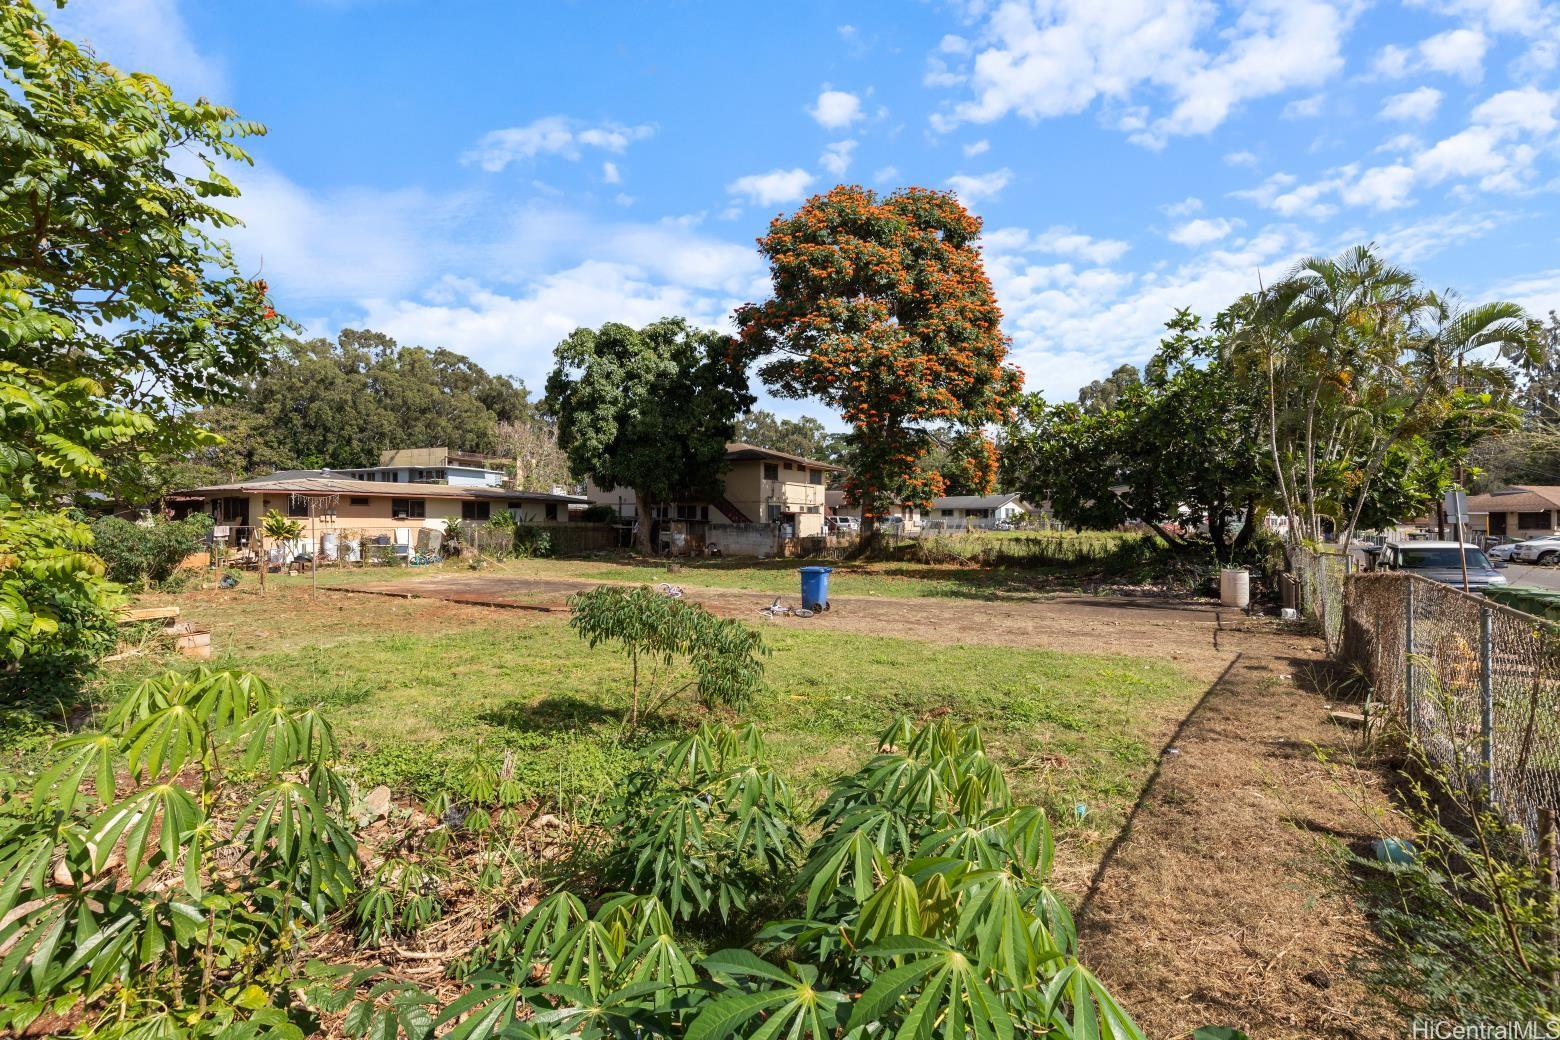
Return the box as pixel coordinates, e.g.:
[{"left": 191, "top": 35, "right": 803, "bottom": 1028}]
[
  {"left": 1486, "top": 541, "right": 1521, "bottom": 562},
  {"left": 1511, "top": 535, "right": 1560, "bottom": 564}
]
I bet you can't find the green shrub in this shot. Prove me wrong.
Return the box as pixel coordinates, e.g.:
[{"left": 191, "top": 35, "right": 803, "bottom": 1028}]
[
  {"left": 581, "top": 503, "right": 617, "bottom": 523},
  {"left": 0, "top": 668, "right": 357, "bottom": 1036},
  {"left": 568, "top": 584, "right": 768, "bottom": 729},
  {"left": 420, "top": 716, "right": 1147, "bottom": 1040},
  {"left": 89, "top": 513, "right": 211, "bottom": 588}
]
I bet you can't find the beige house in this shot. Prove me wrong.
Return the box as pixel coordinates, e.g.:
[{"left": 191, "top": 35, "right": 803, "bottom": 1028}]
[
  {"left": 1467, "top": 486, "right": 1560, "bottom": 540},
  {"left": 586, "top": 443, "right": 841, "bottom": 542},
  {"left": 170, "top": 475, "right": 586, "bottom": 549}
]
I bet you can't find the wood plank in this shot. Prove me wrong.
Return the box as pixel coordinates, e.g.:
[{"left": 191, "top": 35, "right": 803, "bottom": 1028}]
[{"left": 116, "top": 605, "right": 180, "bottom": 623}]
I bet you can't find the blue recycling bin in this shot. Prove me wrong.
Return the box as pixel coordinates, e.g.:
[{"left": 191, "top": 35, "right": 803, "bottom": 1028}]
[{"left": 800, "top": 566, "right": 832, "bottom": 612}]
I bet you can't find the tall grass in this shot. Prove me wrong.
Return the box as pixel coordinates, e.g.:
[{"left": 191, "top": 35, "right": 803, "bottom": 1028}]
[{"left": 897, "top": 529, "right": 1173, "bottom": 571}]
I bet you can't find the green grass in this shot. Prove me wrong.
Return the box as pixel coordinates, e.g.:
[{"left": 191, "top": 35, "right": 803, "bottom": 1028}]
[{"left": 86, "top": 583, "right": 1206, "bottom": 852}]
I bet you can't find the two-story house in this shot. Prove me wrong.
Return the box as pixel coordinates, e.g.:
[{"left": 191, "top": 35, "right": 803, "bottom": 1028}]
[{"left": 585, "top": 443, "right": 841, "bottom": 542}]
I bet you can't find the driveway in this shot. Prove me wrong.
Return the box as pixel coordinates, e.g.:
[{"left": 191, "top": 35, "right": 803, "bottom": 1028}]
[{"left": 1503, "top": 562, "right": 1560, "bottom": 591}]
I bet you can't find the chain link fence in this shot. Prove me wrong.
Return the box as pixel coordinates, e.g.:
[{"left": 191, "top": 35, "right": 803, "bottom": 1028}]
[
  {"left": 1291, "top": 546, "right": 1351, "bottom": 653},
  {"left": 1294, "top": 547, "right": 1560, "bottom": 847}
]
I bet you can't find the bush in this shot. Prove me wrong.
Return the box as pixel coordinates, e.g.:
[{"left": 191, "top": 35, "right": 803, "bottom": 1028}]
[
  {"left": 568, "top": 584, "right": 768, "bottom": 729},
  {"left": 0, "top": 668, "right": 356, "bottom": 1036},
  {"left": 89, "top": 513, "right": 211, "bottom": 588},
  {"left": 581, "top": 503, "right": 617, "bottom": 523}
]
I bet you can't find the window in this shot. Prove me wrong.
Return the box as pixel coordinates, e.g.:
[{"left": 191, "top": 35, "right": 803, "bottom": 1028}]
[
  {"left": 391, "top": 498, "right": 426, "bottom": 519},
  {"left": 462, "top": 500, "right": 490, "bottom": 521},
  {"left": 941, "top": 508, "right": 954, "bottom": 517},
  {"left": 763, "top": 463, "right": 779, "bottom": 480},
  {"left": 287, "top": 496, "right": 309, "bottom": 518},
  {"left": 545, "top": 503, "right": 559, "bottom": 521},
  {"left": 349, "top": 497, "right": 370, "bottom": 506},
  {"left": 1517, "top": 510, "right": 1552, "bottom": 529}
]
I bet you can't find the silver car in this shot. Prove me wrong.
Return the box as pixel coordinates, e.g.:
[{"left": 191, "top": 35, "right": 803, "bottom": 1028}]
[
  {"left": 1510, "top": 535, "right": 1560, "bottom": 565},
  {"left": 1375, "top": 540, "right": 1509, "bottom": 591}
]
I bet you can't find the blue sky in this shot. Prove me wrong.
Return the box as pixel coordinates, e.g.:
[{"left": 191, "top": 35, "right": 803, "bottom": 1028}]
[{"left": 57, "top": 0, "right": 1560, "bottom": 424}]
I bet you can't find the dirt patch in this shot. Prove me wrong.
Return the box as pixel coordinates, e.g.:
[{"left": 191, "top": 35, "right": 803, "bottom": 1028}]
[
  {"left": 1076, "top": 613, "right": 1400, "bottom": 1039},
  {"left": 330, "top": 575, "right": 1233, "bottom": 679}
]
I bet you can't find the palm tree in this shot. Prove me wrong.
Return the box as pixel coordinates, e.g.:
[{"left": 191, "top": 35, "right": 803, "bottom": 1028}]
[{"left": 1231, "top": 245, "right": 1539, "bottom": 553}]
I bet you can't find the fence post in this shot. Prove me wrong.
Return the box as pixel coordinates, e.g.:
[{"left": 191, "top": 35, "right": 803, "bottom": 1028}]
[
  {"left": 1404, "top": 579, "right": 1416, "bottom": 739},
  {"left": 1480, "top": 603, "right": 1496, "bottom": 799}
]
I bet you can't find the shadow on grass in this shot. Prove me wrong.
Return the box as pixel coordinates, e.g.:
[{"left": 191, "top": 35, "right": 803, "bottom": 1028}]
[{"left": 477, "top": 694, "right": 622, "bottom": 734}]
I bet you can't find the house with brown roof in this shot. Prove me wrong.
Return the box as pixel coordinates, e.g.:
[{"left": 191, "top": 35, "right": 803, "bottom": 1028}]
[
  {"left": 1466, "top": 486, "right": 1560, "bottom": 540},
  {"left": 169, "top": 474, "right": 587, "bottom": 553}
]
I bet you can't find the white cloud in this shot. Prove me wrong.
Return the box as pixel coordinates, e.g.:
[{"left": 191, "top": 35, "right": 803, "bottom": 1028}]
[
  {"left": 820, "top": 141, "right": 857, "bottom": 176},
  {"left": 1420, "top": 28, "right": 1490, "bottom": 81},
  {"left": 1168, "top": 217, "right": 1241, "bottom": 246},
  {"left": 873, "top": 165, "right": 900, "bottom": 184},
  {"left": 1380, "top": 86, "right": 1443, "bottom": 122},
  {"left": 946, "top": 168, "right": 1014, "bottom": 201},
  {"left": 985, "top": 222, "right": 1316, "bottom": 400},
  {"left": 601, "top": 161, "right": 621, "bottom": 184},
  {"left": 985, "top": 225, "right": 1131, "bottom": 265},
  {"left": 1238, "top": 85, "right": 1560, "bottom": 215},
  {"left": 1283, "top": 94, "right": 1325, "bottom": 120},
  {"left": 1225, "top": 149, "right": 1260, "bottom": 167},
  {"left": 727, "top": 168, "right": 815, "bottom": 206},
  {"left": 1376, "top": 28, "right": 1490, "bottom": 83},
  {"left": 462, "top": 117, "right": 655, "bottom": 172},
  {"left": 1472, "top": 85, "right": 1559, "bottom": 134},
  {"left": 930, "top": 0, "right": 1358, "bottom": 147},
  {"left": 54, "top": 0, "right": 227, "bottom": 99},
  {"left": 963, "top": 139, "right": 992, "bottom": 157},
  {"left": 1492, "top": 268, "right": 1560, "bottom": 319},
  {"left": 360, "top": 265, "right": 737, "bottom": 387},
  {"left": 1340, "top": 164, "right": 1417, "bottom": 209},
  {"left": 1163, "top": 196, "right": 1204, "bottom": 217},
  {"left": 809, "top": 89, "right": 864, "bottom": 129}
]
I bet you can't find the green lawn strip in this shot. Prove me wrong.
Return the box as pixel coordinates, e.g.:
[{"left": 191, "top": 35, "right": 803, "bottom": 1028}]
[{"left": 117, "top": 615, "right": 1201, "bottom": 849}]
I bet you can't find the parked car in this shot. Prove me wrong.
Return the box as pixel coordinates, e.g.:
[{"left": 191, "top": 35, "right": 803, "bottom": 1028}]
[
  {"left": 1486, "top": 540, "right": 1522, "bottom": 562},
  {"left": 1375, "top": 540, "right": 1509, "bottom": 591},
  {"left": 825, "top": 515, "right": 860, "bottom": 533},
  {"left": 1510, "top": 534, "right": 1560, "bottom": 564}
]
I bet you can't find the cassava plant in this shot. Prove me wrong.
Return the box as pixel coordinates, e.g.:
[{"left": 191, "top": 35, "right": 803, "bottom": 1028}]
[
  {"left": 323, "top": 717, "right": 1146, "bottom": 1040},
  {"left": 0, "top": 667, "right": 357, "bottom": 1038},
  {"left": 567, "top": 585, "right": 767, "bottom": 729}
]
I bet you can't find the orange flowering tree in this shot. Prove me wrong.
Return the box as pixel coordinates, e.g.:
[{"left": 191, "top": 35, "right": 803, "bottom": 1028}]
[{"left": 736, "top": 185, "right": 1020, "bottom": 541}]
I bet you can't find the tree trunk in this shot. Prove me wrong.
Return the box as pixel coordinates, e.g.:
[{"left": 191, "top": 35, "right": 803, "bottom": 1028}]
[{"left": 634, "top": 493, "right": 657, "bottom": 555}]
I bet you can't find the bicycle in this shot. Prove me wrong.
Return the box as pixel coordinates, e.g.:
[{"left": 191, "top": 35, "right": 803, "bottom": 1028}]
[{"left": 759, "top": 597, "right": 814, "bottom": 619}]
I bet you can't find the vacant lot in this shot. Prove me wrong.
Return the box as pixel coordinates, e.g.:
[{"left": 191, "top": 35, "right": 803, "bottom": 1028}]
[
  {"left": 77, "top": 559, "right": 1401, "bottom": 1037},
  {"left": 98, "top": 577, "right": 1214, "bottom": 872}
]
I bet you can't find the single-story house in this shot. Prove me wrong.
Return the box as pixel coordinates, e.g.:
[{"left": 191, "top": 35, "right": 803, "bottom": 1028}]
[
  {"left": 169, "top": 475, "right": 587, "bottom": 548},
  {"left": 1467, "top": 486, "right": 1560, "bottom": 540},
  {"left": 586, "top": 443, "right": 841, "bottom": 542},
  {"left": 925, "top": 493, "right": 1037, "bottom": 530},
  {"left": 824, "top": 490, "right": 924, "bottom": 527}
]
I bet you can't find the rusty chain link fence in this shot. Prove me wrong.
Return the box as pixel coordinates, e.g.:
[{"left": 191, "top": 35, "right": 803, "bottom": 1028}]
[{"left": 1294, "top": 547, "right": 1560, "bottom": 848}]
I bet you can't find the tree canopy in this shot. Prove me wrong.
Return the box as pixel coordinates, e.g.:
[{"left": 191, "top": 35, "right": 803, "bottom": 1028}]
[
  {"left": 147, "top": 329, "right": 532, "bottom": 490},
  {"left": 733, "top": 410, "right": 834, "bottom": 461},
  {"left": 1008, "top": 246, "right": 1538, "bottom": 560},
  {"left": 1004, "top": 311, "right": 1270, "bottom": 562},
  {"left": 737, "top": 185, "right": 1020, "bottom": 540},
  {"left": 546, "top": 317, "right": 753, "bottom": 553},
  {"left": 0, "top": 0, "right": 276, "bottom": 680}
]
